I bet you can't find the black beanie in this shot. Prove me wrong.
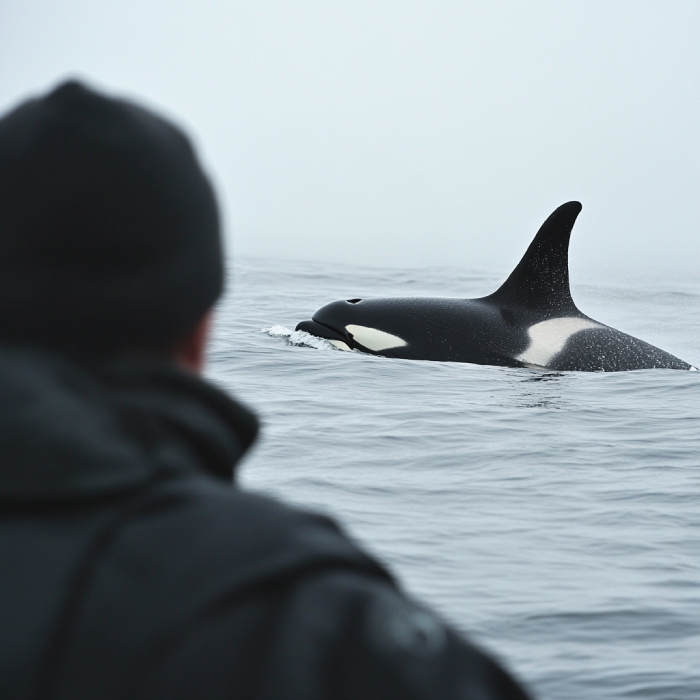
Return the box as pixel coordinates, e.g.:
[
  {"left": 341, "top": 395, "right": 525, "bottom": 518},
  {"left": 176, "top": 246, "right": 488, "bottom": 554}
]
[{"left": 0, "top": 80, "right": 223, "bottom": 358}]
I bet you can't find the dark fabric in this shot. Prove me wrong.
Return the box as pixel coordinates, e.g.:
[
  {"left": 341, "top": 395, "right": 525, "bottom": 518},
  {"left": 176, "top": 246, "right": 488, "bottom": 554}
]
[
  {"left": 0, "top": 348, "right": 532, "bottom": 700},
  {"left": 0, "top": 81, "right": 223, "bottom": 357}
]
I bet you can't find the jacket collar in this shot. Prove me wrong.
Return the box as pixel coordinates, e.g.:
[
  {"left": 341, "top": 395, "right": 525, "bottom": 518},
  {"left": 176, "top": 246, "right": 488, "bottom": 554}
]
[{"left": 0, "top": 347, "right": 258, "bottom": 502}]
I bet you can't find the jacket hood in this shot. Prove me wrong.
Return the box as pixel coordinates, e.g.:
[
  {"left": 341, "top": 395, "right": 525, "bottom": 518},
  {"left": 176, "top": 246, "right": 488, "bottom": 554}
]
[{"left": 0, "top": 347, "right": 258, "bottom": 502}]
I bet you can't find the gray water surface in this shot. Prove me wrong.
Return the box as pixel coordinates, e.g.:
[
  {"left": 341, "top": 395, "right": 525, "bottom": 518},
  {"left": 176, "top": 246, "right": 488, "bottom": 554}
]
[{"left": 208, "top": 257, "right": 700, "bottom": 700}]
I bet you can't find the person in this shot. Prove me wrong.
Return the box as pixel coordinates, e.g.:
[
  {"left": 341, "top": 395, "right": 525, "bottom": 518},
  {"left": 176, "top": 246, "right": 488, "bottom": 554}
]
[{"left": 0, "top": 80, "right": 532, "bottom": 700}]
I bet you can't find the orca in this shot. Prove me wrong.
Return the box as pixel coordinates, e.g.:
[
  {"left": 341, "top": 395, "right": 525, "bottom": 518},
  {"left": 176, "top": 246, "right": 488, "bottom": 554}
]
[{"left": 295, "top": 202, "right": 697, "bottom": 372}]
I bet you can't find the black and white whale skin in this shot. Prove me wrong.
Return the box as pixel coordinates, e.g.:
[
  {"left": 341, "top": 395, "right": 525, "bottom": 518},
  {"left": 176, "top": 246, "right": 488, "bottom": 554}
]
[{"left": 296, "top": 202, "right": 697, "bottom": 372}]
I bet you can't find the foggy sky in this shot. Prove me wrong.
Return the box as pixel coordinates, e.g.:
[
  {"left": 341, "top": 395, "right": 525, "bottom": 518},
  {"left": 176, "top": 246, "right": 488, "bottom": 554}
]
[{"left": 1, "top": 1, "right": 699, "bottom": 275}]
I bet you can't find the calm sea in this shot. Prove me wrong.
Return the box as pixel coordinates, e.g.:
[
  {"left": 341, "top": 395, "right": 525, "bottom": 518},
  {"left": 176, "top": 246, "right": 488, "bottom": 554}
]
[{"left": 208, "top": 256, "right": 700, "bottom": 700}]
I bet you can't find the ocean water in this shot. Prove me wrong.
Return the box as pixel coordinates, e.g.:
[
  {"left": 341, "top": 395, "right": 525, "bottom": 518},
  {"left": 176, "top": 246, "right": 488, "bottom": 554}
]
[{"left": 207, "top": 256, "right": 700, "bottom": 700}]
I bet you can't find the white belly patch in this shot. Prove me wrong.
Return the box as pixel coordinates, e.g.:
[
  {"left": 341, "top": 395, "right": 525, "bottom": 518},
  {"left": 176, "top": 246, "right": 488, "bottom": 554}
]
[
  {"left": 345, "top": 325, "right": 407, "bottom": 352},
  {"left": 516, "top": 317, "right": 602, "bottom": 367}
]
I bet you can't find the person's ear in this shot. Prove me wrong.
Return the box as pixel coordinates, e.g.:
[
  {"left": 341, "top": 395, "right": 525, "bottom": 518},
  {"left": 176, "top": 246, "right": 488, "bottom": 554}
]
[{"left": 173, "top": 311, "right": 212, "bottom": 373}]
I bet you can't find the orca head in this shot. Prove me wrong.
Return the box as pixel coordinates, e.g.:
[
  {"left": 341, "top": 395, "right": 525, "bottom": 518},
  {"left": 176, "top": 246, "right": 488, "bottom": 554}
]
[{"left": 296, "top": 298, "right": 409, "bottom": 353}]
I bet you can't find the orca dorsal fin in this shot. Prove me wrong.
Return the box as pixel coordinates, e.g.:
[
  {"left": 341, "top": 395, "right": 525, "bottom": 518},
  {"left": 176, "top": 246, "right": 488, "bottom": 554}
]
[{"left": 486, "top": 201, "right": 582, "bottom": 314}]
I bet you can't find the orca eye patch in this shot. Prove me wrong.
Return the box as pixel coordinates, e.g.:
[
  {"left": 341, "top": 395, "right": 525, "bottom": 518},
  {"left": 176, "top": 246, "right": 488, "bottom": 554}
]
[{"left": 345, "top": 325, "right": 407, "bottom": 352}]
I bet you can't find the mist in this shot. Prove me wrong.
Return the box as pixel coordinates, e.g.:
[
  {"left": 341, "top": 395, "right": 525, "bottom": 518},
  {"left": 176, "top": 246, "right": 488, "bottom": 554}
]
[{"left": 2, "top": 1, "right": 699, "bottom": 277}]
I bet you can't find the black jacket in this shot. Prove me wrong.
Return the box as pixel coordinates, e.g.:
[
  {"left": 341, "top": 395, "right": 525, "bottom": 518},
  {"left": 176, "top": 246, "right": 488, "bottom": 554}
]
[{"left": 0, "top": 347, "right": 531, "bottom": 700}]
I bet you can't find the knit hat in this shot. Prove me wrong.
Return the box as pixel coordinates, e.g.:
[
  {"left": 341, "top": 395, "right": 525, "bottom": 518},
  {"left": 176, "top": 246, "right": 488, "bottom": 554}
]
[{"left": 0, "top": 80, "right": 223, "bottom": 357}]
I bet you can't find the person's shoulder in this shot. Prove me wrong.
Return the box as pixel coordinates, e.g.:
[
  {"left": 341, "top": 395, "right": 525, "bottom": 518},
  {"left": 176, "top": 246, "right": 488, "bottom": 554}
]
[
  {"left": 263, "top": 567, "right": 533, "bottom": 700},
  {"left": 122, "top": 473, "right": 389, "bottom": 598},
  {"left": 158, "top": 474, "right": 370, "bottom": 556},
  {"left": 98, "top": 475, "right": 531, "bottom": 700}
]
